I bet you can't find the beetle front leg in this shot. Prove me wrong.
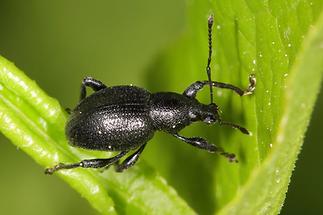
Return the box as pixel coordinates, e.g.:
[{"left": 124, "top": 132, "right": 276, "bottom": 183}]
[
  {"left": 183, "top": 74, "right": 256, "bottom": 98},
  {"left": 219, "top": 120, "right": 250, "bottom": 135},
  {"left": 44, "top": 151, "right": 127, "bottom": 175},
  {"left": 172, "top": 133, "right": 237, "bottom": 162},
  {"left": 80, "top": 77, "right": 107, "bottom": 101},
  {"left": 115, "top": 143, "right": 147, "bottom": 172}
]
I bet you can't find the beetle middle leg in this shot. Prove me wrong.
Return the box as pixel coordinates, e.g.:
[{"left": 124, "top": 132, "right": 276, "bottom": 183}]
[
  {"left": 183, "top": 74, "right": 256, "bottom": 98},
  {"left": 219, "top": 120, "right": 250, "bottom": 135},
  {"left": 80, "top": 77, "right": 107, "bottom": 101},
  {"left": 44, "top": 151, "right": 127, "bottom": 175},
  {"left": 172, "top": 133, "right": 237, "bottom": 162},
  {"left": 114, "top": 143, "right": 147, "bottom": 172}
]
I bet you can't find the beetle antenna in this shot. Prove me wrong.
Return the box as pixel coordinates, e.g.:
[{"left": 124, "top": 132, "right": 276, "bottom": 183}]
[
  {"left": 207, "top": 15, "right": 214, "bottom": 104},
  {"left": 220, "top": 121, "right": 251, "bottom": 135}
]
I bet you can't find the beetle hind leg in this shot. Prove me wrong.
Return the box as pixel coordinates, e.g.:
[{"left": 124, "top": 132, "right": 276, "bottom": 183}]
[
  {"left": 114, "top": 143, "right": 147, "bottom": 172},
  {"left": 44, "top": 151, "right": 127, "bottom": 175}
]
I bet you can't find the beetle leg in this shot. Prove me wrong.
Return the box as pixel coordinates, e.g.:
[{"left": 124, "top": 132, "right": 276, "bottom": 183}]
[
  {"left": 80, "top": 77, "right": 107, "bottom": 101},
  {"left": 114, "top": 143, "right": 147, "bottom": 172},
  {"left": 65, "top": 107, "right": 72, "bottom": 114},
  {"left": 44, "top": 151, "right": 127, "bottom": 175},
  {"left": 219, "top": 120, "right": 250, "bottom": 135},
  {"left": 183, "top": 74, "right": 256, "bottom": 98},
  {"left": 172, "top": 133, "right": 237, "bottom": 162}
]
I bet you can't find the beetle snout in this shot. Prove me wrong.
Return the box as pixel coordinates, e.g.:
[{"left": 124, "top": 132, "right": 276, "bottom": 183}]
[{"left": 200, "top": 103, "right": 220, "bottom": 124}]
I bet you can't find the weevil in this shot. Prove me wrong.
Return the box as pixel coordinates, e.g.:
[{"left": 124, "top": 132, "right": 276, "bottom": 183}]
[{"left": 45, "top": 15, "right": 256, "bottom": 174}]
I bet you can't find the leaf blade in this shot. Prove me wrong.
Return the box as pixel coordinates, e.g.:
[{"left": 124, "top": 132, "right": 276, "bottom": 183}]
[
  {"left": 219, "top": 10, "right": 323, "bottom": 214},
  {"left": 0, "top": 55, "right": 195, "bottom": 215},
  {"left": 144, "top": 0, "right": 323, "bottom": 214}
]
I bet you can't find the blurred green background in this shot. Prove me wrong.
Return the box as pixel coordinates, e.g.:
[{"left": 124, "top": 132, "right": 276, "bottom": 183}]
[{"left": 0, "top": 1, "right": 322, "bottom": 214}]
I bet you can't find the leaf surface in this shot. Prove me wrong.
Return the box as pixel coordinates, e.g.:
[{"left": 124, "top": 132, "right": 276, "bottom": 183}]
[
  {"left": 145, "top": 1, "right": 323, "bottom": 214},
  {"left": 0, "top": 56, "right": 195, "bottom": 215}
]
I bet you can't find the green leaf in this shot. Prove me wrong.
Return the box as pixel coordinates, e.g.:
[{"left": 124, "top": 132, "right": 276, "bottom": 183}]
[
  {"left": 0, "top": 56, "right": 195, "bottom": 215},
  {"left": 219, "top": 8, "right": 323, "bottom": 215},
  {"left": 145, "top": 1, "right": 323, "bottom": 214}
]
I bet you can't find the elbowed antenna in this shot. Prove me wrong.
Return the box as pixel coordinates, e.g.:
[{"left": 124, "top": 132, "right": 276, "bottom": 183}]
[{"left": 206, "top": 15, "right": 214, "bottom": 104}]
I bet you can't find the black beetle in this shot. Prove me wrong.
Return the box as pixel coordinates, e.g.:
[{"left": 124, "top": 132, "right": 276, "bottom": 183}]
[{"left": 45, "top": 16, "right": 256, "bottom": 175}]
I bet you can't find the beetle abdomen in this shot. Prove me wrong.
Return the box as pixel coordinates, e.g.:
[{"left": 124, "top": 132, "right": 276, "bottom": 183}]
[{"left": 66, "top": 104, "right": 154, "bottom": 151}]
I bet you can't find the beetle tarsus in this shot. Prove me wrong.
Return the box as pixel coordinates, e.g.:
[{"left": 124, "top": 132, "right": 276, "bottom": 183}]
[{"left": 243, "top": 74, "right": 256, "bottom": 96}]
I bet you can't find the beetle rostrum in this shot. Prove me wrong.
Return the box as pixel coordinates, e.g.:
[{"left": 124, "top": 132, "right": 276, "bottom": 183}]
[{"left": 45, "top": 15, "right": 256, "bottom": 175}]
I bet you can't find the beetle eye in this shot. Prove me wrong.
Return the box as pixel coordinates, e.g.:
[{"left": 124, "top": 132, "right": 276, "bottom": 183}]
[{"left": 203, "top": 115, "right": 215, "bottom": 124}]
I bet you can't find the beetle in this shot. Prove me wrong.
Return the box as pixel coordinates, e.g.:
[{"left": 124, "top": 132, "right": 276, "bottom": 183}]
[{"left": 45, "top": 15, "right": 256, "bottom": 175}]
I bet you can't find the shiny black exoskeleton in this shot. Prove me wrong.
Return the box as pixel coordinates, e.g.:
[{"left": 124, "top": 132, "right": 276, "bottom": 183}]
[{"left": 45, "top": 16, "right": 256, "bottom": 175}]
